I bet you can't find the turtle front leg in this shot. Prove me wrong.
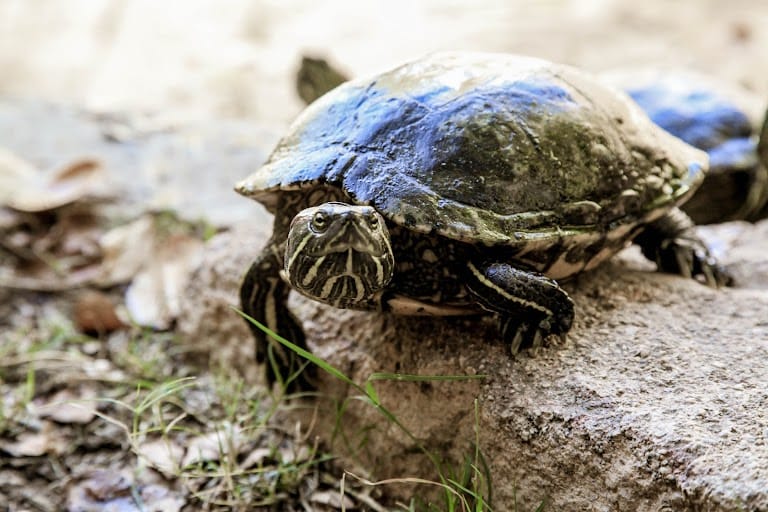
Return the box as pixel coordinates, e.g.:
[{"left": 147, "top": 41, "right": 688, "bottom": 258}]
[
  {"left": 240, "top": 241, "right": 315, "bottom": 391},
  {"left": 465, "top": 260, "right": 575, "bottom": 354},
  {"left": 633, "top": 207, "right": 732, "bottom": 287}
]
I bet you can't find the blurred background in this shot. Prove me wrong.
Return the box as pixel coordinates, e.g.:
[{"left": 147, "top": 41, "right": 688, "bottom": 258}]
[{"left": 1, "top": 0, "right": 766, "bottom": 126}]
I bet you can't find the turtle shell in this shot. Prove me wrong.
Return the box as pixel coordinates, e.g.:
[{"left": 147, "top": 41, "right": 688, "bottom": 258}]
[
  {"left": 760, "top": 106, "right": 768, "bottom": 171},
  {"left": 606, "top": 70, "right": 767, "bottom": 223},
  {"left": 237, "top": 52, "right": 707, "bottom": 246},
  {"left": 756, "top": 105, "right": 768, "bottom": 220}
]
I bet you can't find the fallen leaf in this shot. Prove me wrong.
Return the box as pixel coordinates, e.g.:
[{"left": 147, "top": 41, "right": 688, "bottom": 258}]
[
  {"left": 181, "top": 422, "right": 245, "bottom": 467},
  {"left": 97, "top": 215, "right": 155, "bottom": 286},
  {"left": 137, "top": 438, "right": 184, "bottom": 476},
  {"left": 240, "top": 447, "right": 272, "bottom": 469},
  {"left": 279, "top": 443, "right": 312, "bottom": 465},
  {"left": 0, "top": 214, "right": 164, "bottom": 291},
  {"left": 0, "top": 260, "right": 102, "bottom": 291},
  {"left": 74, "top": 290, "right": 126, "bottom": 335},
  {"left": 56, "top": 213, "right": 103, "bottom": 261},
  {"left": 34, "top": 388, "right": 98, "bottom": 424},
  {"left": 310, "top": 489, "right": 355, "bottom": 510},
  {"left": 125, "top": 233, "right": 204, "bottom": 329},
  {"left": 0, "top": 421, "right": 69, "bottom": 457},
  {"left": 2, "top": 155, "right": 113, "bottom": 212},
  {"left": 136, "top": 484, "right": 185, "bottom": 512},
  {"left": 73, "top": 469, "right": 132, "bottom": 501},
  {"left": 0, "top": 208, "right": 105, "bottom": 291},
  {"left": 66, "top": 470, "right": 186, "bottom": 512}
]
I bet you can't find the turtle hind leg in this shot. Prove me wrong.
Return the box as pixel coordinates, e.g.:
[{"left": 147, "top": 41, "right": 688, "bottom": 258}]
[
  {"left": 240, "top": 244, "right": 316, "bottom": 392},
  {"left": 633, "top": 207, "right": 732, "bottom": 287},
  {"left": 465, "top": 260, "right": 575, "bottom": 353}
]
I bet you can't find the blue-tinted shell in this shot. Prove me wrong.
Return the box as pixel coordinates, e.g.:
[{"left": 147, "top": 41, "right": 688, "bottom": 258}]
[
  {"left": 625, "top": 77, "right": 757, "bottom": 171},
  {"left": 237, "top": 52, "right": 707, "bottom": 246},
  {"left": 619, "top": 72, "right": 767, "bottom": 223}
]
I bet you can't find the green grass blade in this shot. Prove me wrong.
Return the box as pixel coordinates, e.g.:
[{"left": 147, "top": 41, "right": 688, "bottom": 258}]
[
  {"left": 364, "top": 380, "right": 380, "bottom": 405},
  {"left": 234, "top": 309, "right": 360, "bottom": 390}
]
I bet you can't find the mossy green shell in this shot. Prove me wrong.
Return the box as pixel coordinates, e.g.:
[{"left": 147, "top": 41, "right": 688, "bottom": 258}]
[{"left": 237, "top": 52, "right": 708, "bottom": 246}]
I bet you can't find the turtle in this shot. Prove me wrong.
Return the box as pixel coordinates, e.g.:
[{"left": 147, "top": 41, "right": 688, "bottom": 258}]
[
  {"left": 603, "top": 70, "right": 768, "bottom": 224},
  {"left": 758, "top": 104, "right": 768, "bottom": 219},
  {"left": 296, "top": 55, "right": 349, "bottom": 105},
  {"left": 237, "top": 52, "right": 729, "bottom": 390},
  {"left": 298, "top": 58, "right": 768, "bottom": 225}
]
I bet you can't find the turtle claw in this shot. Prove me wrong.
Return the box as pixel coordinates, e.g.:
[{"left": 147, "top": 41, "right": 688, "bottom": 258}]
[
  {"left": 664, "top": 236, "right": 732, "bottom": 288},
  {"left": 635, "top": 208, "right": 733, "bottom": 288},
  {"left": 701, "top": 263, "right": 729, "bottom": 288},
  {"left": 672, "top": 241, "right": 694, "bottom": 280},
  {"left": 507, "top": 321, "right": 527, "bottom": 354},
  {"left": 530, "top": 329, "right": 544, "bottom": 349},
  {"left": 501, "top": 317, "right": 566, "bottom": 354}
]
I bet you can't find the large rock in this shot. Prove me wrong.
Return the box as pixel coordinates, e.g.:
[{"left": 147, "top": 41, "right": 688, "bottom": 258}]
[{"left": 179, "top": 218, "right": 768, "bottom": 511}]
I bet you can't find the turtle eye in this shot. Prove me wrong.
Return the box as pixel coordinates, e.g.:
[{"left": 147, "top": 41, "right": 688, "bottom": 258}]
[
  {"left": 368, "top": 215, "right": 379, "bottom": 230},
  {"left": 311, "top": 211, "right": 328, "bottom": 233}
]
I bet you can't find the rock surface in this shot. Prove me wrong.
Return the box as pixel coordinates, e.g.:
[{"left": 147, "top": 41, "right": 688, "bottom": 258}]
[{"left": 179, "top": 218, "right": 768, "bottom": 511}]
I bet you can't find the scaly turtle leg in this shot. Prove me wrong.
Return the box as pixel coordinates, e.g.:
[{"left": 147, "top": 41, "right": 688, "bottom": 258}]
[
  {"left": 465, "top": 260, "right": 575, "bottom": 353},
  {"left": 633, "top": 207, "right": 732, "bottom": 287},
  {"left": 240, "top": 239, "right": 315, "bottom": 391}
]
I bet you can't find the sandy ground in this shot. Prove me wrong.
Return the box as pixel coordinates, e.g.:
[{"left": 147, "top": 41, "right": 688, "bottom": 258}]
[{"left": 1, "top": 0, "right": 767, "bottom": 126}]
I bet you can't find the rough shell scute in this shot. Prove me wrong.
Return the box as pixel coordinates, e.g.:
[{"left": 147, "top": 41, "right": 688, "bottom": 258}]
[{"left": 237, "top": 52, "right": 708, "bottom": 246}]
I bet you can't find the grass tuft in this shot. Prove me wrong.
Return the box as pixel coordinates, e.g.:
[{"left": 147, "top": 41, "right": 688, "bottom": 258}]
[{"left": 236, "top": 309, "right": 495, "bottom": 511}]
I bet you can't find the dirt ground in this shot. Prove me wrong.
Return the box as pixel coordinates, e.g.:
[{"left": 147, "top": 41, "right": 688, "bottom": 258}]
[{"left": 1, "top": 1, "right": 768, "bottom": 511}]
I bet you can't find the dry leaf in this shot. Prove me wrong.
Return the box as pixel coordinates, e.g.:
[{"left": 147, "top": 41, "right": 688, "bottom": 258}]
[
  {"left": 310, "top": 489, "right": 355, "bottom": 510},
  {"left": 66, "top": 470, "right": 186, "bottom": 512},
  {"left": 240, "top": 447, "right": 272, "bottom": 469},
  {"left": 0, "top": 209, "right": 104, "bottom": 291},
  {"left": 0, "top": 155, "right": 151, "bottom": 291},
  {"left": 70, "top": 470, "right": 132, "bottom": 501},
  {"left": 2, "top": 154, "right": 112, "bottom": 212},
  {"left": 56, "top": 214, "right": 103, "bottom": 261},
  {"left": 279, "top": 443, "right": 312, "bottom": 464},
  {"left": 181, "top": 422, "right": 244, "bottom": 467},
  {"left": 97, "top": 215, "right": 155, "bottom": 286},
  {"left": 0, "top": 214, "right": 166, "bottom": 291},
  {"left": 0, "top": 260, "right": 104, "bottom": 291},
  {"left": 0, "top": 421, "right": 68, "bottom": 457},
  {"left": 135, "top": 485, "right": 186, "bottom": 512},
  {"left": 125, "top": 233, "right": 204, "bottom": 329},
  {"left": 137, "top": 438, "right": 184, "bottom": 476},
  {"left": 35, "top": 388, "right": 97, "bottom": 425},
  {"left": 74, "top": 290, "right": 126, "bottom": 335}
]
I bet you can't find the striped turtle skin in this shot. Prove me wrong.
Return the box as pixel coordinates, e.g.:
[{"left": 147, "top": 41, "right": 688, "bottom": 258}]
[{"left": 237, "top": 52, "right": 729, "bottom": 390}]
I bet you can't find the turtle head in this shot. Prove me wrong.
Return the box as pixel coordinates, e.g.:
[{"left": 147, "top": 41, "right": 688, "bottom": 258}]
[{"left": 283, "top": 202, "right": 395, "bottom": 308}]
